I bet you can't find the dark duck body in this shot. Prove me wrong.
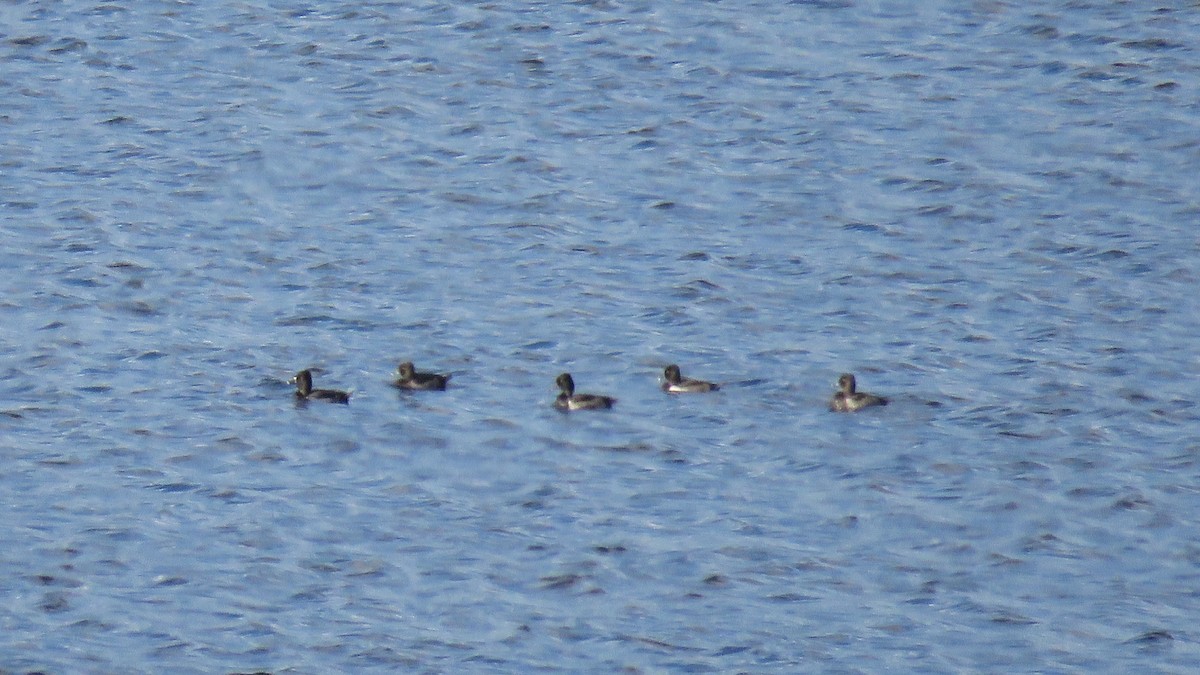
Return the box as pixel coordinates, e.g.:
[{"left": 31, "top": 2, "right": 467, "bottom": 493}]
[
  {"left": 829, "top": 373, "right": 886, "bottom": 412},
  {"left": 554, "top": 372, "right": 615, "bottom": 411},
  {"left": 661, "top": 364, "right": 719, "bottom": 393},
  {"left": 393, "top": 361, "right": 450, "bottom": 391},
  {"left": 293, "top": 369, "right": 350, "bottom": 404}
]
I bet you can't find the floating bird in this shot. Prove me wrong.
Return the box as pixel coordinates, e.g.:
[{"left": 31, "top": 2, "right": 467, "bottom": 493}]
[
  {"left": 661, "top": 364, "right": 719, "bottom": 393},
  {"left": 554, "top": 372, "right": 615, "bottom": 411},
  {"left": 393, "top": 361, "right": 451, "bottom": 391},
  {"left": 829, "top": 373, "right": 886, "bottom": 412},
  {"left": 292, "top": 369, "right": 350, "bottom": 404}
]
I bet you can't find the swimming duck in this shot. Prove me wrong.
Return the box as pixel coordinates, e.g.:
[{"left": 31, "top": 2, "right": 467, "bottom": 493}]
[
  {"left": 661, "top": 364, "right": 719, "bottom": 393},
  {"left": 554, "top": 373, "right": 615, "bottom": 411},
  {"left": 393, "top": 361, "right": 450, "bottom": 391},
  {"left": 293, "top": 369, "right": 350, "bottom": 404},
  {"left": 829, "top": 373, "right": 886, "bottom": 412}
]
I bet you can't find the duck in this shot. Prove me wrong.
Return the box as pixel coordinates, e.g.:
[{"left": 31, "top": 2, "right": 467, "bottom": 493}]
[
  {"left": 829, "top": 373, "right": 886, "bottom": 412},
  {"left": 661, "top": 364, "right": 719, "bottom": 393},
  {"left": 293, "top": 369, "right": 350, "bottom": 404},
  {"left": 554, "top": 372, "right": 615, "bottom": 411},
  {"left": 393, "top": 361, "right": 450, "bottom": 391}
]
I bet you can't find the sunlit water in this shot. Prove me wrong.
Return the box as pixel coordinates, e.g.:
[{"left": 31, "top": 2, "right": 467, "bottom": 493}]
[{"left": 2, "top": 2, "right": 1199, "bottom": 672}]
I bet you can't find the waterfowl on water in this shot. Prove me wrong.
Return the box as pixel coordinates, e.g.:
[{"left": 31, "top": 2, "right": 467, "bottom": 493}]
[
  {"left": 393, "top": 361, "right": 450, "bottom": 391},
  {"left": 661, "top": 364, "right": 719, "bottom": 393},
  {"left": 293, "top": 369, "right": 350, "bottom": 404},
  {"left": 554, "top": 372, "right": 615, "bottom": 411},
  {"left": 829, "top": 373, "right": 886, "bottom": 412}
]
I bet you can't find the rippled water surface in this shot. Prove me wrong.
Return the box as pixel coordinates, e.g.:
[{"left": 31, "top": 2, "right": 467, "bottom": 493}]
[{"left": 3, "top": 1, "right": 1199, "bottom": 672}]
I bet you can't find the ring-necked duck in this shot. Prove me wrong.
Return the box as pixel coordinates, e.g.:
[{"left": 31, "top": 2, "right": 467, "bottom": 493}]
[
  {"left": 829, "top": 373, "right": 886, "bottom": 412},
  {"left": 293, "top": 369, "right": 350, "bottom": 404},
  {"left": 393, "top": 361, "right": 450, "bottom": 391},
  {"left": 661, "top": 364, "right": 719, "bottom": 393},
  {"left": 554, "top": 372, "right": 615, "bottom": 411}
]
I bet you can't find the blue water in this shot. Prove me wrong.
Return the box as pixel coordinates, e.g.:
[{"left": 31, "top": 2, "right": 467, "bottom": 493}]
[{"left": 3, "top": 1, "right": 1199, "bottom": 672}]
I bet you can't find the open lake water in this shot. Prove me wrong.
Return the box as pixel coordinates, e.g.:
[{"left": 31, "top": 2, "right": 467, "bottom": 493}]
[{"left": 3, "top": 1, "right": 1199, "bottom": 672}]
